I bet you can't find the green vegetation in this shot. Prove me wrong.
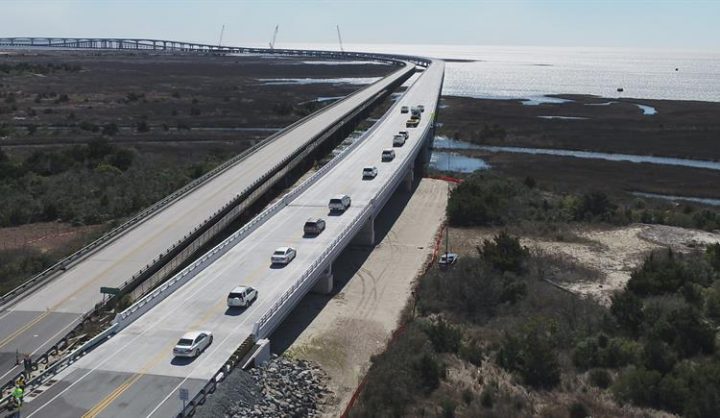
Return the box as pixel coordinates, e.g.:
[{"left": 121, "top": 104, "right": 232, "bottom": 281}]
[
  {"left": 447, "top": 173, "right": 720, "bottom": 231},
  {"left": 0, "top": 62, "right": 81, "bottom": 75},
  {"left": 351, "top": 175, "right": 720, "bottom": 417},
  {"left": 0, "top": 140, "right": 236, "bottom": 227},
  {"left": 351, "top": 233, "right": 606, "bottom": 417}
]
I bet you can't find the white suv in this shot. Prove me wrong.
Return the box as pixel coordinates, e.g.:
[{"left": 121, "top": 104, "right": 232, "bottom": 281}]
[
  {"left": 329, "top": 195, "right": 351, "bottom": 213},
  {"left": 362, "top": 166, "right": 378, "bottom": 179},
  {"left": 226, "top": 286, "right": 258, "bottom": 308}
]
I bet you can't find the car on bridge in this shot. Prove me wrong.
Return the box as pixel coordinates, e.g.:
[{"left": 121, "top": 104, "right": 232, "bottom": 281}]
[
  {"left": 271, "top": 247, "right": 297, "bottom": 265},
  {"left": 226, "top": 286, "right": 258, "bottom": 308},
  {"left": 329, "top": 195, "right": 352, "bottom": 213},
  {"left": 303, "top": 218, "right": 326, "bottom": 236},
  {"left": 393, "top": 134, "right": 406, "bottom": 147},
  {"left": 398, "top": 130, "right": 409, "bottom": 140},
  {"left": 381, "top": 149, "right": 396, "bottom": 162},
  {"left": 363, "top": 166, "right": 378, "bottom": 179},
  {"left": 173, "top": 331, "right": 213, "bottom": 358},
  {"left": 406, "top": 119, "right": 419, "bottom": 128},
  {"left": 401, "top": 106, "right": 409, "bottom": 113}
]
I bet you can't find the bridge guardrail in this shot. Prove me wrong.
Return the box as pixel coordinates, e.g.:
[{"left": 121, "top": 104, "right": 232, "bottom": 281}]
[{"left": 0, "top": 323, "right": 118, "bottom": 409}]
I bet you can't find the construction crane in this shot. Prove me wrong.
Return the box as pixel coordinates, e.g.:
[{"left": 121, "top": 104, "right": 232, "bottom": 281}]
[
  {"left": 336, "top": 25, "right": 344, "bottom": 53},
  {"left": 269, "top": 25, "right": 279, "bottom": 49},
  {"left": 218, "top": 24, "right": 225, "bottom": 47}
]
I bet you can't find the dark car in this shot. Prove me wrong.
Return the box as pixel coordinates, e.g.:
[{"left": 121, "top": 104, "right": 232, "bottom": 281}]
[{"left": 303, "top": 218, "right": 326, "bottom": 236}]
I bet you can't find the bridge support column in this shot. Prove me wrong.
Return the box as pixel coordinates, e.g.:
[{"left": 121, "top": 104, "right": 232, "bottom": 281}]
[
  {"left": 351, "top": 215, "right": 375, "bottom": 247},
  {"left": 312, "top": 265, "right": 334, "bottom": 294},
  {"left": 403, "top": 167, "right": 414, "bottom": 192}
]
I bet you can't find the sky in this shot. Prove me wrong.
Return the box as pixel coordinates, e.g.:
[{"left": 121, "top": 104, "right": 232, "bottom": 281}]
[{"left": 1, "top": 0, "right": 718, "bottom": 51}]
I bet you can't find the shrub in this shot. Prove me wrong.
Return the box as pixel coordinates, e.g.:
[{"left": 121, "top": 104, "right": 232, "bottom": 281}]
[
  {"left": 568, "top": 402, "right": 590, "bottom": 418},
  {"left": 422, "top": 318, "right": 462, "bottom": 353},
  {"left": 461, "top": 389, "right": 473, "bottom": 405},
  {"left": 497, "top": 319, "right": 561, "bottom": 389},
  {"left": 627, "top": 250, "right": 716, "bottom": 296},
  {"left": 476, "top": 232, "right": 528, "bottom": 274},
  {"left": 459, "top": 338, "right": 483, "bottom": 366},
  {"left": 480, "top": 386, "right": 493, "bottom": 408},
  {"left": 612, "top": 367, "right": 662, "bottom": 408},
  {"left": 588, "top": 368, "right": 612, "bottom": 389},
  {"left": 101, "top": 123, "right": 119, "bottom": 136}
]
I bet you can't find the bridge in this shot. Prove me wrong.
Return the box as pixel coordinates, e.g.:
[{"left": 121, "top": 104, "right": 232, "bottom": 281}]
[{"left": 0, "top": 39, "right": 443, "bottom": 416}]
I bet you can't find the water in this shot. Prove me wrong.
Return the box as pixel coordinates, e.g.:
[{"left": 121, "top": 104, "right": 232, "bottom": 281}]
[
  {"left": 634, "top": 104, "right": 657, "bottom": 115},
  {"left": 477, "top": 145, "right": 720, "bottom": 171},
  {"left": 537, "top": 116, "right": 588, "bottom": 120},
  {"left": 287, "top": 43, "right": 720, "bottom": 102},
  {"left": 585, "top": 101, "right": 658, "bottom": 115},
  {"left": 433, "top": 136, "right": 720, "bottom": 171},
  {"left": 633, "top": 192, "right": 720, "bottom": 207},
  {"left": 429, "top": 151, "right": 489, "bottom": 173},
  {"left": 433, "top": 136, "right": 481, "bottom": 150}
]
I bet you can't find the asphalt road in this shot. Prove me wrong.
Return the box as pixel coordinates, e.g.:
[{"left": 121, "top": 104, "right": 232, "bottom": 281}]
[
  {"left": 0, "top": 62, "right": 413, "bottom": 386},
  {"left": 21, "top": 59, "right": 444, "bottom": 418}
]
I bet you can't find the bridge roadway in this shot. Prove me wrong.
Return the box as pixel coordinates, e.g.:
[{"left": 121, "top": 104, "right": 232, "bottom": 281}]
[
  {"left": 21, "top": 59, "right": 443, "bottom": 418},
  {"left": 0, "top": 62, "right": 413, "bottom": 385}
]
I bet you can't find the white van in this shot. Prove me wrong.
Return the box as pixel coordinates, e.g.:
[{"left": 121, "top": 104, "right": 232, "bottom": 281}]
[
  {"left": 381, "top": 149, "right": 396, "bottom": 162},
  {"left": 329, "top": 194, "right": 351, "bottom": 213}
]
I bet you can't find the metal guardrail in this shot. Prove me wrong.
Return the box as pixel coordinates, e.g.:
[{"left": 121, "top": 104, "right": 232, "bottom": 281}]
[
  {"left": 0, "top": 58, "right": 412, "bottom": 313},
  {"left": 0, "top": 323, "right": 118, "bottom": 409},
  {"left": 176, "top": 334, "right": 256, "bottom": 417}
]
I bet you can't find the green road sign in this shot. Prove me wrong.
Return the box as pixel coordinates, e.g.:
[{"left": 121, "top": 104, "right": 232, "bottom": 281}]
[{"left": 100, "top": 286, "right": 121, "bottom": 295}]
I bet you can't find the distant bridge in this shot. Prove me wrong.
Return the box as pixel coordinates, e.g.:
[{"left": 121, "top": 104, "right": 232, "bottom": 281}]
[{"left": 0, "top": 36, "right": 431, "bottom": 67}]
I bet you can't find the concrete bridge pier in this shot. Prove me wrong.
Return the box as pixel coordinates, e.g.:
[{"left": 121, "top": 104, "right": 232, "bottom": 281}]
[
  {"left": 352, "top": 214, "right": 375, "bottom": 247},
  {"left": 403, "top": 166, "right": 414, "bottom": 191},
  {"left": 312, "top": 265, "right": 334, "bottom": 294}
]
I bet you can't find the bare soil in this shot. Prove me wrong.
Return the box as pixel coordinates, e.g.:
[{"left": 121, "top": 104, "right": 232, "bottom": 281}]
[
  {"left": 0, "top": 222, "right": 104, "bottom": 252},
  {"left": 450, "top": 223, "right": 720, "bottom": 306}
]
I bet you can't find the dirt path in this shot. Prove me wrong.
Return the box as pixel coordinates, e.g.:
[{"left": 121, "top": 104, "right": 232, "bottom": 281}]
[{"left": 272, "top": 179, "right": 448, "bottom": 417}]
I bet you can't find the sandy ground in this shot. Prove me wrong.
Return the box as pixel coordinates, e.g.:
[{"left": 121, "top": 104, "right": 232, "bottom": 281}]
[
  {"left": 270, "top": 178, "right": 448, "bottom": 417},
  {"left": 450, "top": 223, "right": 720, "bottom": 306},
  {"left": 0, "top": 222, "right": 103, "bottom": 253}
]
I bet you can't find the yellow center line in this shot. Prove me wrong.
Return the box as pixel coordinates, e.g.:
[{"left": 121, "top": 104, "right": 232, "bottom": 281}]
[
  {"left": 0, "top": 311, "right": 51, "bottom": 349},
  {"left": 80, "top": 261, "right": 270, "bottom": 417}
]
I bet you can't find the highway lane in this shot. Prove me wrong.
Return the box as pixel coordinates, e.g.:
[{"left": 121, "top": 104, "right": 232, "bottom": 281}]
[
  {"left": 22, "top": 59, "right": 444, "bottom": 418},
  {"left": 0, "top": 62, "right": 413, "bottom": 384}
]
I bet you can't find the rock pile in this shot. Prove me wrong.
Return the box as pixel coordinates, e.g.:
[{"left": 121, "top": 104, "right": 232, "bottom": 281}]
[{"left": 198, "top": 354, "right": 331, "bottom": 418}]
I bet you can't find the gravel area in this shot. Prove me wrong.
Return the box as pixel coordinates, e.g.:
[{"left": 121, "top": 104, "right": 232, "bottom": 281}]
[{"left": 197, "top": 355, "right": 331, "bottom": 418}]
